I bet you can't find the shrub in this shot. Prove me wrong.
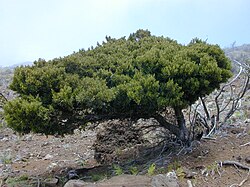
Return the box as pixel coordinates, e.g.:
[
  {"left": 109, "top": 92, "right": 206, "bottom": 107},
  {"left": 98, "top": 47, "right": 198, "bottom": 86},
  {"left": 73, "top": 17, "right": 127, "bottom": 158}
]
[{"left": 4, "top": 30, "right": 232, "bottom": 141}]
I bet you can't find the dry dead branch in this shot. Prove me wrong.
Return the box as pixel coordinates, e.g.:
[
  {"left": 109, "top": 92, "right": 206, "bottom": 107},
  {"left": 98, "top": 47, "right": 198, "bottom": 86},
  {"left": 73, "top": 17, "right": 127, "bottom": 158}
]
[
  {"left": 187, "top": 180, "right": 193, "bottom": 187},
  {"left": 0, "top": 92, "right": 8, "bottom": 108},
  {"left": 240, "top": 142, "right": 250, "bottom": 147},
  {"left": 220, "top": 160, "right": 250, "bottom": 171},
  {"left": 202, "top": 136, "right": 217, "bottom": 140},
  {"left": 187, "top": 59, "right": 250, "bottom": 140},
  {"left": 0, "top": 92, "right": 8, "bottom": 101}
]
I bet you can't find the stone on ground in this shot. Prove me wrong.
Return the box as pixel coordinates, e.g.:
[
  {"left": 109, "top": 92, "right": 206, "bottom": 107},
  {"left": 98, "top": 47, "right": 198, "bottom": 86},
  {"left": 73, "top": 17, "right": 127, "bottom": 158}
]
[{"left": 64, "top": 173, "right": 179, "bottom": 187}]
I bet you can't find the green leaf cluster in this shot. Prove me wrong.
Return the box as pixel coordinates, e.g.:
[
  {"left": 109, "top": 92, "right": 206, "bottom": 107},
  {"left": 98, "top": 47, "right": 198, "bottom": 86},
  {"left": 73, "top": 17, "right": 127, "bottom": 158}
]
[
  {"left": 113, "top": 164, "right": 124, "bottom": 176},
  {"left": 147, "top": 163, "right": 156, "bottom": 176},
  {"left": 4, "top": 30, "right": 232, "bottom": 135}
]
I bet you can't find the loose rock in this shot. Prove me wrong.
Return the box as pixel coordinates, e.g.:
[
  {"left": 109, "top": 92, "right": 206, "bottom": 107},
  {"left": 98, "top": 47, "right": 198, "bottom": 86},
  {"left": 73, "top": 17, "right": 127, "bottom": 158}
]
[
  {"left": 244, "top": 119, "right": 250, "bottom": 123},
  {"left": 43, "top": 178, "right": 59, "bottom": 187},
  {"left": 245, "top": 156, "right": 250, "bottom": 163},
  {"left": 184, "top": 171, "right": 197, "bottom": 179},
  {"left": 63, "top": 173, "right": 180, "bottom": 187},
  {"left": 43, "top": 154, "right": 53, "bottom": 160},
  {"left": 63, "top": 180, "right": 93, "bottom": 187},
  {"left": 152, "top": 172, "right": 179, "bottom": 187}
]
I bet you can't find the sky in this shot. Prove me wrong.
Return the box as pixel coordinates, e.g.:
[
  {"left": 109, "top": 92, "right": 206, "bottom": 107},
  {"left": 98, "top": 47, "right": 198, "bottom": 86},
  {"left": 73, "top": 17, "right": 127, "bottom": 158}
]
[{"left": 0, "top": 0, "right": 249, "bottom": 67}]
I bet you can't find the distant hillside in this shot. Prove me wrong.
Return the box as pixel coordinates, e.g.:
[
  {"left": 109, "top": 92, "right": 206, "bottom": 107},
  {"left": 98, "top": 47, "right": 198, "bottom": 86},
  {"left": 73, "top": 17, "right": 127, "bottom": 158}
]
[
  {"left": 9, "top": 61, "right": 33, "bottom": 68},
  {"left": 224, "top": 44, "right": 250, "bottom": 62},
  {"left": 0, "top": 61, "right": 33, "bottom": 86}
]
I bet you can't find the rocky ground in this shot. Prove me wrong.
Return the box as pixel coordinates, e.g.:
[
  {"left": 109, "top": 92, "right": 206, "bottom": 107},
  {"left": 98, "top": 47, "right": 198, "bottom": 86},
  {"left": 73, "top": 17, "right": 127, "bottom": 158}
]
[
  {"left": 177, "top": 125, "right": 250, "bottom": 187},
  {"left": 0, "top": 117, "right": 250, "bottom": 186},
  {"left": 0, "top": 127, "right": 97, "bottom": 179}
]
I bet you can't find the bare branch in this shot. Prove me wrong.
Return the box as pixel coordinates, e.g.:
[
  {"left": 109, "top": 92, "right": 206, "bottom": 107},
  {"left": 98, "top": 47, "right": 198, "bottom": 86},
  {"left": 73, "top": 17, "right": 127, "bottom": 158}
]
[
  {"left": 188, "top": 104, "right": 201, "bottom": 141},
  {"left": 200, "top": 97, "right": 210, "bottom": 120},
  {"left": 214, "top": 90, "right": 221, "bottom": 125},
  {"left": 240, "top": 141, "right": 250, "bottom": 147},
  {"left": 0, "top": 92, "right": 8, "bottom": 102},
  {"left": 221, "top": 160, "right": 250, "bottom": 171},
  {"left": 206, "top": 115, "right": 217, "bottom": 137},
  {"left": 238, "top": 75, "right": 249, "bottom": 99},
  {"left": 227, "top": 61, "right": 243, "bottom": 86},
  {"left": 187, "top": 180, "right": 193, "bottom": 187},
  {"left": 188, "top": 58, "right": 249, "bottom": 138},
  {"left": 223, "top": 74, "right": 249, "bottom": 124}
]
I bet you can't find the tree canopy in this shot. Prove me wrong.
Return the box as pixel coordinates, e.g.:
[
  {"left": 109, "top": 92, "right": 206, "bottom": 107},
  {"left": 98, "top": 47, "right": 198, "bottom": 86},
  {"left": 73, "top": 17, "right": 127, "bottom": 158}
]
[{"left": 4, "top": 30, "right": 232, "bottom": 139}]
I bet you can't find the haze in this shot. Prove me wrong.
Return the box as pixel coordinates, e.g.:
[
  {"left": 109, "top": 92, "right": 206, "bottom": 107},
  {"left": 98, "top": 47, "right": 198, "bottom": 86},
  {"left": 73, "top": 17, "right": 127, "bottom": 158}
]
[{"left": 0, "top": 0, "right": 249, "bottom": 67}]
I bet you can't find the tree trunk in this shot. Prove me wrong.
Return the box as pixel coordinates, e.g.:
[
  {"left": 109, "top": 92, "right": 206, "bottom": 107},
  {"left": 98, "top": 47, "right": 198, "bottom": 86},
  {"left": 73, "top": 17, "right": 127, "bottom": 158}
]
[
  {"left": 200, "top": 97, "right": 210, "bottom": 120},
  {"left": 153, "top": 110, "right": 190, "bottom": 144},
  {"left": 153, "top": 113, "right": 181, "bottom": 138},
  {"left": 174, "top": 108, "right": 189, "bottom": 143}
]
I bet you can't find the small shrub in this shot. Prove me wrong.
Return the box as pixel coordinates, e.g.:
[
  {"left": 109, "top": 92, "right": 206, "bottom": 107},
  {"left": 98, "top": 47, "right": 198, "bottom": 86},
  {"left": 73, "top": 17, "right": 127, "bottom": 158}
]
[
  {"left": 147, "top": 163, "right": 156, "bottom": 176},
  {"left": 0, "top": 152, "right": 12, "bottom": 164},
  {"left": 202, "top": 162, "right": 220, "bottom": 177},
  {"left": 113, "top": 164, "right": 124, "bottom": 176},
  {"left": 176, "top": 167, "right": 185, "bottom": 179},
  {"left": 77, "top": 159, "right": 86, "bottom": 167},
  {"left": 91, "top": 173, "right": 106, "bottom": 182},
  {"left": 167, "top": 160, "right": 181, "bottom": 172},
  {"left": 129, "top": 166, "right": 139, "bottom": 175},
  {"left": 233, "top": 111, "right": 243, "bottom": 118},
  {"left": 167, "top": 160, "right": 185, "bottom": 179},
  {"left": 6, "top": 175, "right": 30, "bottom": 187},
  {"left": 155, "top": 167, "right": 168, "bottom": 174}
]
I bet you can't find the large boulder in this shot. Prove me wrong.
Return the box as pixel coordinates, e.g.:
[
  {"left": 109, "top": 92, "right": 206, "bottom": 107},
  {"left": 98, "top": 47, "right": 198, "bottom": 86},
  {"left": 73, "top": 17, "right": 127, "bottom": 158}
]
[{"left": 64, "top": 173, "right": 179, "bottom": 187}]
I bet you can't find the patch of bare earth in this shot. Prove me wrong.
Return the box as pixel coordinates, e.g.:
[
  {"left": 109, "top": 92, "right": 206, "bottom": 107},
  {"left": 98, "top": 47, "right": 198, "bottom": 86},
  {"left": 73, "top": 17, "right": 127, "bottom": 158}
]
[
  {"left": 0, "top": 121, "right": 249, "bottom": 187},
  {"left": 177, "top": 125, "right": 250, "bottom": 187},
  {"left": 0, "top": 128, "right": 97, "bottom": 179}
]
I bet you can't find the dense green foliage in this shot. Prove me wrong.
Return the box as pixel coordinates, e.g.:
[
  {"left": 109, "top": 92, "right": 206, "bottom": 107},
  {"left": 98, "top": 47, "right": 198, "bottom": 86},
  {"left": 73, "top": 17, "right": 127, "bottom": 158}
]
[{"left": 4, "top": 30, "right": 232, "bottom": 137}]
